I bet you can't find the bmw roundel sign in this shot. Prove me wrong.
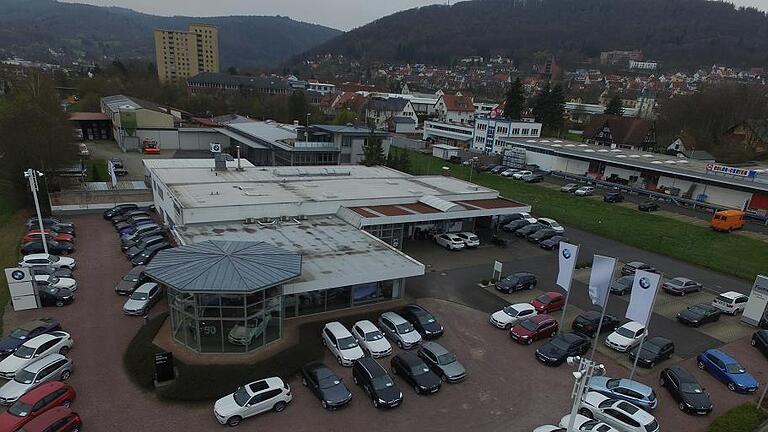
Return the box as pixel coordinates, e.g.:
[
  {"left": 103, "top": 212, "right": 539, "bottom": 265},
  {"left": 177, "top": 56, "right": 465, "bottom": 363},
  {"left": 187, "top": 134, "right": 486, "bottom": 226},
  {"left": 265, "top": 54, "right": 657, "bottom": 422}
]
[
  {"left": 639, "top": 277, "right": 651, "bottom": 289},
  {"left": 11, "top": 270, "right": 25, "bottom": 281},
  {"left": 562, "top": 249, "right": 572, "bottom": 260}
]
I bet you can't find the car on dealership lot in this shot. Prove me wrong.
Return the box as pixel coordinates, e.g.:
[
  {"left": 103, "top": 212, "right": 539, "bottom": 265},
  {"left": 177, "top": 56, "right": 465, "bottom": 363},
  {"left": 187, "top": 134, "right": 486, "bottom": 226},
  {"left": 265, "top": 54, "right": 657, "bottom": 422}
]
[
  {"left": 13, "top": 406, "right": 81, "bottom": 432},
  {"left": 659, "top": 366, "right": 712, "bottom": 415},
  {"left": 662, "top": 277, "right": 702, "bottom": 295},
  {"left": 124, "top": 235, "right": 167, "bottom": 259},
  {"left": 579, "top": 392, "right": 659, "bottom": 432},
  {"left": 0, "top": 332, "right": 73, "bottom": 379},
  {"left": 114, "top": 214, "right": 153, "bottom": 229},
  {"left": 103, "top": 203, "right": 139, "bottom": 219},
  {"left": 121, "top": 225, "right": 162, "bottom": 246},
  {"left": 0, "top": 354, "right": 73, "bottom": 406},
  {"left": 495, "top": 272, "right": 537, "bottom": 293},
  {"left": 37, "top": 287, "right": 74, "bottom": 308},
  {"left": 540, "top": 235, "right": 569, "bottom": 250},
  {"left": 351, "top": 320, "right": 392, "bottom": 358},
  {"left": 537, "top": 218, "right": 565, "bottom": 233},
  {"left": 352, "top": 357, "right": 402, "bottom": 409},
  {"left": 571, "top": 311, "right": 621, "bottom": 338},
  {"left": 560, "top": 183, "right": 580, "bottom": 193},
  {"left": 711, "top": 291, "right": 749, "bottom": 315},
  {"left": 130, "top": 242, "right": 171, "bottom": 266},
  {"left": 453, "top": 232, "right": 480, "bottom": 248},
  {"left": 213, "top": 377, "right": 292, "bottom": 426},
  {"left": 620, "top": 261, "right": 656, "bottom": 276},
  {"left": 0, "top": 381, "right": 77, "bottom": 431},
  {"left": 609, "top": 276, "right": 634, "bottom": 295},
  {"left": 574, "top": 186, "right": 595, "bottom": 196},
  {"left": 500, "top": 168, "right": 518, "bottom": 177},
  {"left": 605, "top": 322, "right": 646, "bottom": 352},
  {"left": 603, "top": 192, "right": 624, "bottom": 203},
  {"left": 390, "top": 352, "right": 441, "bottom": 395},
  {"left": 322, "top": 322, "right": 364, "bottom": 366},
  {"left": 510, "top": 315, "right": 559, "bottom": 345},
  {"left": 557, "top": 414, "right": 620, "bottom": 432},
  {"left": 515, "top": 223, "right": 546, "bottom": 238},
  {"left": 24, "top": 218, "right": 74, "bottom": 231},
  {"left": 114, "top": 265, "right": 147, "bottom": 295},
  {"left": 19, "top": 254, "right": 75, "bottom": 271},
  {"left": 502, "top": 212, "right": 538, "bottom": 224},
  {"left": 400, "top": 304, "right": 444, "bottom": 339},
  {"left": 502, "top": 219, "right": 532, "bottom": 232},
  {"left": 530, "top": 292, "right": 565, "bottom": 314},
  {"left": 20, "top": 240, "right": 74, "bottom": 256},
  {"left": 523, "top": 174, "right": 544, "bottom": 183},
  {"left": 227, "top": 316, "right": 269, "bottom": 346},
  {"left": 434, "top": 233, "right": 466, "bottom": 251},
  {"left": 638, "top": 201, "right": 660, "bottom": 212},
  {"left": 418, "top": 341, "right": 466, "bottom": 383},
  {"left": 752, "top": 330, "right": 768, "bottom": 357},
  {"left": 122, "top": 282, "right": 162, "bottom": 316},
  {"left": 490, "top": 303, "right": 537, "bottom": 329},
  {"left": 111, "top": 210, "right": 149, "bottom": 225},
  {"left": 512, "top": 170, "right": 533, "bottom": 179},
  {"left": 301, "top": 362, "right": 352, "bottom": 410},
  {"left": 23, "top": 230, "right": 75, "bottom": 244},
  {"left": 677, "top": 304, "right": 722, "bottom": 327},
  {"left": 0, "top": 319, "right": 61, "bottom": 357},
  {"left": 697, "top": 349, "right": 759, "bottom": 393},
  {"left": 536, "top": 332, "right": 590, "bottom": 366},
  {"left": 527, "top": 228, "right": 558, "bottom": 243},
  {"left": 32, "top": 275, "right": 77, "bottom": 292},
  {"left": 628, "top": 336, "right": 674, "bottom": 368},
  {"left": 379, "top": 312, "right": 422, "bottom": 349},
  {"left": 117, "top": 220, "right": 155, "bottom": 236},
  {"left": 29, "top": 266, "right": 73, "bottom": 279},
  {"left": 490, "top": 165, "right": 507, "bottom": 174}
]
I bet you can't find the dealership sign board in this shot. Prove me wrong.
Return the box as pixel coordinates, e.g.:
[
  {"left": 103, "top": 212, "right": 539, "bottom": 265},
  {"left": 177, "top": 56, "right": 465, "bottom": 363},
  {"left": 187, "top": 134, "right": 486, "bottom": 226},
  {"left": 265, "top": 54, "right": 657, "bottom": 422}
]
[{"left": 706, "top": 163, "right": 757, "bottom": 178}]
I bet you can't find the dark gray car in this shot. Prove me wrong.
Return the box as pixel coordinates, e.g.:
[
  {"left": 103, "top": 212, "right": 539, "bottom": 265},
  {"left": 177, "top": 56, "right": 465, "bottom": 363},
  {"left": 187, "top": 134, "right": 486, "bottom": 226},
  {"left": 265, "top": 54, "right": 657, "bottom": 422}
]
[
  {"left": 610, "top": 276, "right": 635, "bottom": 295},
  {"left": 515, "top": 223, "right": 545, "bottom": 238},
  {"left": 115, "top": 265, "right": 147, "bottom": 295},
  {"left": 418, "top": 341, "right": 466, "bottom": 383},
  {"left": 30, "top": 266, "right": 73, "bottom": 279}
]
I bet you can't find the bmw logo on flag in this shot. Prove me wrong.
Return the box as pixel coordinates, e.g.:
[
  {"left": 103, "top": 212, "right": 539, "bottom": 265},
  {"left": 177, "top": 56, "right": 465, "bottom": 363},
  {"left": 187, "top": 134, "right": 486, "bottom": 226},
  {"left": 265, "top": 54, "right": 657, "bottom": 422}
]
[
  {"left": 639, "top": 277, "right": 651, "bottom": 289},
  {"left": 562, "top": 249, "right": 572, "bottom": 259},
  {"left": 11, "top": 270, "right": 25, "bottom": 281}
]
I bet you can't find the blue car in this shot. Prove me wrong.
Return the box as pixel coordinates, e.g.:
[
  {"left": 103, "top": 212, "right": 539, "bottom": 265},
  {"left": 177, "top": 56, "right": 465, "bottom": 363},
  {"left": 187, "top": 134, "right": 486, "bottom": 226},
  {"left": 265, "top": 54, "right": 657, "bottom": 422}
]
[
  {"left": 0, "top": 318, "right": 61, "bottom": 356},
  {"left": 588, "top": 376, "right": 658, "bottom": 411},
  {"left": 697, "top": 349, "right": 759, "bottom": 393}
]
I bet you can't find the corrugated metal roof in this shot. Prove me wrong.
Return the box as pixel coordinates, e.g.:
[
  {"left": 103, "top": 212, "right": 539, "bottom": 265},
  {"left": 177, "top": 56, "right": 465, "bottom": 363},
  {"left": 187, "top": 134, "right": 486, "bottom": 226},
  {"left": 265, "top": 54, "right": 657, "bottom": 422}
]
[
  {"left": 144, "top": 240, "right": 301, "bottom": 293},
  {"left": 419, "top": 195, "right": 465, "bottom": 212}
]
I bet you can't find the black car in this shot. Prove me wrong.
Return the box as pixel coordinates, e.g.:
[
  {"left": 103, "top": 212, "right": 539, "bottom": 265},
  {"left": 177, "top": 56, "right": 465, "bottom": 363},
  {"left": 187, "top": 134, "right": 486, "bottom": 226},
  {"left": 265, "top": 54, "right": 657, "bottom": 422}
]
[
  {"left": 502, "top": 219, "right": 531, "bottom": 232},
  {"left": 571, "top": 311, "right": 621, "bottom": 338},
  {"left": 751, "top": 330, "right": 768, "bottom": 357},
  {"left": 527, "top": 228, "right": 558, "bottom": 243},
  {"left": 540, "top": 235, "right": 569, "bottom": 250},
  {"left": 124, "top": 235, "right": 167, "bottom": 259},
  {"left": 121, "top": 228, "right": 165, "bottom": 250},
  {"left": 639, "top": 201, "right": 660, "bottom": 212},
  {"left": 390, "top": 352, "right": 441, "bottom": 395},
  {"left": 535, "top": 333, "right": 590, "bottom": 366},
  {"left": 621, "top": 261, "right": 656, "bottom": 276},
  {"left": 400, "top": 304, "right": 444, "bottom": 339},
  {"left": 352, "top": 357, "right": 402, "bottom": 409},
  {"left": 115, "top": 265, "right": 147, "bottom": 295},
  {"left": 660, "top": 366, "right": 713, "bottom": 415},
  {"left": 0, "top": 318, "right": 61, "bottom": 356},
  {"left": 677, "top": 304, "right": 722, "bottom": 327},
  {"left": 610, "top": 275, "right": 635, "bottom": 295},
  {"left": 515, "top": 223, "right": 545, "bottom": 238},
  {"left": 131, "top": 242, "right": 171, "bottom": 266},
  {"left": 523, "top": 174, "right": 544, "bottom": 183},
  {"left": 417, "top": 341, "right": 466, "bottom": 382},
  {"left": 495, "top": 272, "right": 537, "bottom": 293},
  {"left": 629, "top": 336, "right": 674, "bottom": 368},
  {"left": 112, "top": 210, "right": 150, "bottom": 225},
  {"left": 46, "top": 223, "right": 76, "bottom": 236},
  {"left": 115, "top": 216, "right": 153, "bottom": 231},
  {"left": 30, "top": 265, "right": 73, "bottom": 279},
  {"left": 301, "top": 362, "right": 353, "bottom": 410},
  {"left": 603, "top": 192, "right": 625, "bottom": 203},
  {"left": 103, "top": 203, "right": 139, "bottom": 220},
  {"left": 490, "top": 165, "right": 507, "bottom": 174},
  {"left": 37, "top": 286, "right": 74, "bottom": 307},
  {"left": 20, "top": 240, "right": 74, "bottom": 256}
]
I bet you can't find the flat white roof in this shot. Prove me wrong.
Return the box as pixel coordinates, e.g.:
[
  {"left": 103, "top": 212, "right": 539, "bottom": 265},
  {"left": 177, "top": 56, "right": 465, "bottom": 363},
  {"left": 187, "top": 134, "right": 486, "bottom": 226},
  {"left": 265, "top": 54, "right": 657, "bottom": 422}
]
[{"left": 143, "top": 158, "right": 256, "bottom": 170}]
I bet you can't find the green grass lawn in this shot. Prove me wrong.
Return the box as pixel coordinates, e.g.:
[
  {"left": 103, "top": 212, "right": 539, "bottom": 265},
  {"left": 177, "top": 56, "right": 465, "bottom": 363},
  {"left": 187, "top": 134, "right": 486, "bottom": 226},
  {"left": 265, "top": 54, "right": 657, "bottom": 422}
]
[
  {"left": 708, "top": 403, "right": 768, "bottom": 432},
  {"left": 86, "top": 159, "right": 108, "bottom": 182},
  {"left": 403, "top": 150, "right": 768, "bottom": 281}
]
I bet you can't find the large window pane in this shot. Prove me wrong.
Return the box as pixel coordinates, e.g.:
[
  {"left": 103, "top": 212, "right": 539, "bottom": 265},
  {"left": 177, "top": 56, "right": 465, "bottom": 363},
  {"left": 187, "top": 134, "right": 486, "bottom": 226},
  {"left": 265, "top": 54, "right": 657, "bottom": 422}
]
[
  {"left": 198, "top": 319, "right": 221, "bottom": 353},
  {"left": 265, "top": 308, "right": 281, "bottom": 345},
  {"left": 298, "top": 290, "right": 325, "bottom": 316},
  {"left": 221, "top": 320, "right": 247, "bottom": 353},
  {"left": 221, "top": 294, "right": 244, "bottom": 308},
  {"left": 352, "top": 282, "right": 380, "bottom": 306},
  {"left": 245, "top": 291, "right": 264, "bottom": 306},
  {"left": 247, "top": 301, "right": 264, "bottom": 318},
  {"left": 326, "top": 286, "right": 351, "bottom": 311},
  {"left": 283, "top": 294, "right": 297, "bottom": 318}
]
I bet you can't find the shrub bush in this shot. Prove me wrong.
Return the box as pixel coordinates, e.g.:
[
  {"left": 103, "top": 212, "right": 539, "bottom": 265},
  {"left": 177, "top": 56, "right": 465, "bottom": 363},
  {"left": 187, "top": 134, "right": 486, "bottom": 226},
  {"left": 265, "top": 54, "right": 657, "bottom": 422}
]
[
  {"left": 123, "top": 312, "right": 167, "bottom": 390},
  {"left": 707, "top": 403, "right": 767, "bottom": 432}
]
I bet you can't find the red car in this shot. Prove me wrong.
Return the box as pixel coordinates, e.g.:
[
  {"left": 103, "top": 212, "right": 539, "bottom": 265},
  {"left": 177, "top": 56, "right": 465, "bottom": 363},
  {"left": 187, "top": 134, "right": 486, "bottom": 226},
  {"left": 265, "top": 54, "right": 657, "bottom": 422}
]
[
  {"left": 530, "top": 291, "right": 565, "bottom": 314},
  {"left": 0, "top": 382, "right": 77, "bottom": 431},
  {"left": 510, "top": 314, "right": 559, "bottom": 345},
  {"left": 142, "top": 141, "right": 161, "bottom": 154},
  {"left": 23, "top": 231, "right": 75, "bottom": 244},
  {"left": 15, "top": 407, "right": 81, "bottom": 432}
]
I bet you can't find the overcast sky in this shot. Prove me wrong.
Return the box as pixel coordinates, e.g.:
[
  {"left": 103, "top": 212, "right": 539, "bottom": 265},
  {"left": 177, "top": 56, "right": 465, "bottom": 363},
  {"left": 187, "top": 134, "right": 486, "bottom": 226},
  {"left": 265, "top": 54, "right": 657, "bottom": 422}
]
[{"left": 60, "top": 0, "right": 767, "bottom": 31}]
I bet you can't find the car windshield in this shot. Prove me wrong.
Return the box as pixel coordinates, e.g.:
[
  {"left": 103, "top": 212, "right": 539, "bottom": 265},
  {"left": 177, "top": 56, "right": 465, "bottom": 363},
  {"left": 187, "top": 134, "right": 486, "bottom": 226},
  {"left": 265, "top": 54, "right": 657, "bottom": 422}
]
[
  {"left": 337, "top": 336, "right": 358, "bottom": 350},
  {"left": 535, "top": 294, "right": 552, "bottom": 304},
  {"left": 396, "top": 322, "right": 414, "bottom": 334},
  {"left": 371, "top": 375, "right": 395, "bottom": 391},
  {"left": 503, "top": 276, "right": 519, "bottom": 285},
  {"left": 437, "top": 352, "right": 456, "bottom": 365},
  {"left": 503, "top": 305, "right": 520, "bottom": 317},
  {"left": 13, "top": 345, "right": 36, "bottom": 359},
  {"left": 520, "top": 319, "right": 539, "bottom": 331},
  {"left": 14, "top": 369, "right": 36, "bottom": 385},
  {"left": 47, "top": 276, "right": 59, "bottom": 285},
  {"left": 616, "top": 326, "right": 636, "bottom": 338},
  {"left": 550, "top": 337, "right": 572, "bottom": 350},
  {"left": 411, "top": 364, "right": 431, "bottom": 375},
  {"left": 9, "top": 328, "right": 30, "bottom": 340},
  {"left": 645, "top": 420, "right": 659, "bottom": 432},
  {"left": 416, "top": 313, "right": 436, "bottom": 325},
  {"left": 130, "top": 292, "right": 148, "bottom": 301},
  {"left": 581, "top": 420, "right": 601, "bottom": 431},
  {"left": 681, "top": 382, "right": 704, "bottom": 394},
  {"left": 49, "top": 256, "right": 59, "bottom": 262},
  {"left": 318, "top": 376, "right": 341, "bottom": 389},
  {"left": 7, "top": 401, "right": 32, "bottom": 417},
  {"left": 365, "top": 330, "right": 384, "bottom": 341},
  {"left": 725, "top": 362, "right": 745, "bottom": 374},
  {"left": 669, "top": 279, "right": 685, "bottom": 287},
  {"left": 689, "top": 306, "right": 707, "bottom": 315},
  {"left": 232, "top": 386, "right": 250, "bottom": 406},
  {"left": 642, "top": 343, "right": 662, "bottom": 354}
]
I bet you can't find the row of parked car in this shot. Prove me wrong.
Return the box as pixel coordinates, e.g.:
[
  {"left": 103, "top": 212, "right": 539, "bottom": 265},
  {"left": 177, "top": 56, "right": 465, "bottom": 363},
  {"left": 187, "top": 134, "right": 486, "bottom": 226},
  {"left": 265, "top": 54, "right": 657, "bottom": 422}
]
[
  {"left": 560, "top": 182, "right": 661, "bottom": 212},
  {"left": 20, "top": 217, "right": 76, "bottom": 256},
  {"left": 103, "top": 204, "right": 171, "bottom": 267},
  {"left": 483, "top": 165, "right": 544, "bottom": 183},
  {"left": 498, "top": 213, "right": 569, "bottom": 250},
  {"left": 0, "top": 318, "right": 82, "bottom": 431}
]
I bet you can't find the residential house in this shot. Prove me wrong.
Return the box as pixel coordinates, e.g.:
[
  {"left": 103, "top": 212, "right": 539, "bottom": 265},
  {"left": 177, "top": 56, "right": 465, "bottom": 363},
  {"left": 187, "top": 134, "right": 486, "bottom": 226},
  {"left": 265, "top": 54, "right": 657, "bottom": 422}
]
[
  {"left": 583, "top": 115, "right": 656, "bottom": 151},
  {"left": 364, "top": 98, "right": 417, "bottom": 130},
  {"left": 435, "top": 94, "right": 475, "bottom": 125}
]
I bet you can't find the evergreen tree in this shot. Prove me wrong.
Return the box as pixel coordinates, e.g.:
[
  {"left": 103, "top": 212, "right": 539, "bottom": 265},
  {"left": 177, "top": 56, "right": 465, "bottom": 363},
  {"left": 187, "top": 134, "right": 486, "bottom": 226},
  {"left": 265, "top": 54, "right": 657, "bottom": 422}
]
[
  {"left": 531, "top": 82, "right": 551, "bottom": 124},
  {"left": 361, "top": 129, "right": 385, "bottom": 166},
  {"left": 604, "top": 95, "right": 624, "bottom": 116},
  {"left": 396, "top": 149, "right": 410, "bottom": 172},
  {"left": 502, "top": 78, "right": 525, "bottom": 119},
  {"left": 547, "top": 83, "right": 565, "bottom": 133},
  {"left": 287, "top": 91, "right": 309, "bottom": 123}
]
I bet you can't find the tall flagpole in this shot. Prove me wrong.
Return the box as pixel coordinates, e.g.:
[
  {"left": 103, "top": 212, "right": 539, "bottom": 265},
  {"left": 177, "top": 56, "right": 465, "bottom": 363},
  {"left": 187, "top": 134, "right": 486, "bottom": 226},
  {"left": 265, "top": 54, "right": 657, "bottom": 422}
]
[
  {"left": 558, "top": 244, "right": 580, "bottom": 333},
  {"left": 629, "top": 273, "right": 662, "bottom": 381}
]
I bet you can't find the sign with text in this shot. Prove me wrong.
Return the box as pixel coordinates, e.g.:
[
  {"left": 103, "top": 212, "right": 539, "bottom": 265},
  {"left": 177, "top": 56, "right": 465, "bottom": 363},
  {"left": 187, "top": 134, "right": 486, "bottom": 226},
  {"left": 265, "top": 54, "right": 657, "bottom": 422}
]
[
  {"left": 706, "top": 163, "right": 757, "bottom": 178},
  {"left": 154, "top": 352, "right": 175, "bottom": 383}
]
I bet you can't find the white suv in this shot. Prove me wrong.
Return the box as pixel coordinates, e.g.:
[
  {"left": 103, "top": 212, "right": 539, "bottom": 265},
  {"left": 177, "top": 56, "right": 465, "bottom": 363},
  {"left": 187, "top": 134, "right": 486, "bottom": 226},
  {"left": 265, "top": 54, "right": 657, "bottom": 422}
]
[
  {"left": 214, "top": 377, "right": 292, "bottom": 427},
  {"left": 435, "top": 233, "right": 466, "bottom": 251},
  {"left": 537, "top": 218, "right": 565, "bottom": 233},
  {"left": 574, "top": 186, "right": 595, "bottom": 196},
  {"left": 322, "top": 322, "right": 364, "bottom": 366},
  {"left": 0, "top": 331, "right": 73, "bottom": 379},
  {"left": 454, "top": 232, "right": 480, "bottom": 248},
  {"left": 379, "top": 311, "right": 422, "bottom": 349},
  {"left": 19, "top": 254, "right": 75, "bottom": 270},
  {"left": 579, "top": 392, "right": 659, "bottom": 432},
  {"left": 711, "top": 291, "right": 749, "bottom": 315},
  {"left": 351, "top": 320, "right": 392, "bottom": 358},
  {"left": 605, "top": 321, "right": 646, "bottom": 352},
  {"left": 489, "top": 303, "right": 537, "bottom": 329}
]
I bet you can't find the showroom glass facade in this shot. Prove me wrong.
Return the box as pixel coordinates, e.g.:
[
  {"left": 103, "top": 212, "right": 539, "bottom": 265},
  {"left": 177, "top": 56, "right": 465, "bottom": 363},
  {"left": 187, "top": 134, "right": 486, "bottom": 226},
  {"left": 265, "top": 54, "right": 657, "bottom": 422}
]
[
  {"left": 167, "top": 285, "right": 283, "bottom": 353},
  {"left": 283, "top": 278, "right": 404, "bottom": 319}
]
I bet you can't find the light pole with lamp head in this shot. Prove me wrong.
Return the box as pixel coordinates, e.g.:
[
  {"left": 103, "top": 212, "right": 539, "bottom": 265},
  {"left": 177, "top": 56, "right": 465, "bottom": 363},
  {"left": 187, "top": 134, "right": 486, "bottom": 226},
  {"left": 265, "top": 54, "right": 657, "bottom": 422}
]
[
  {"left": 305, "top": 113, "right": 311, "bottom": 140},
  {"left": 468, "top": 156, "right": 479, "bottom": 183},
  {"left": 24, "top": 169, "right": 48, "bottom": 255},
  {"left": 565, "top": 355, "right": 605, "bottom": 432}
]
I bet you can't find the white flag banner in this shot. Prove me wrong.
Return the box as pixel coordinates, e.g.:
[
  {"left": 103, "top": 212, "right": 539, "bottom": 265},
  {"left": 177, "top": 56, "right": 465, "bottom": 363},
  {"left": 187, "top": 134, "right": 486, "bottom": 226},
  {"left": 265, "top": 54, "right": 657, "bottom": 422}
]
[
  {"left": 107, "top": 160, "right": 117, "bottom": 188},
  {"left": 625, "top": 270, "right": 661, "bottom": 327},
  {"left": 589, "top": 255, "right": 616, "bottom": 306},
  {"left": 556, "top": 242, "right": 579, "bottom": 292}
]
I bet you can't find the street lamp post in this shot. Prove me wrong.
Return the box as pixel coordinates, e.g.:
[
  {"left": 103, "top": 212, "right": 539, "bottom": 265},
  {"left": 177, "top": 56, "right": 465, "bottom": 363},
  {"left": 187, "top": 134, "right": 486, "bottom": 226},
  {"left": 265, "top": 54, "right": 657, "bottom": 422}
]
[
  {"left": 305, "top": 113, "right": 311, "bottom": 140},
  {"left": 469, "top": 156, "right": 479, "bottom": 183},
  {"left": 24, "top": 169, "right": 48, "bottom": 255},
  {"left": 565, "top": 356, "right": 605, "bottom": 432}
]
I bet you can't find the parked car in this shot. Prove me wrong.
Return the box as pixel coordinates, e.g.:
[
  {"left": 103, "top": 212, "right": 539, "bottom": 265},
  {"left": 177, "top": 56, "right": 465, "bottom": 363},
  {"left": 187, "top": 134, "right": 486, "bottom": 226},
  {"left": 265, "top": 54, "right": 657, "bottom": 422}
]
[
  {"left": 33, "top": 275, "right": 77, "bottom": 292},
  {"left": 696, "top": 349, "right": 759, "bottom": 393},
  {"left": 23, "top": 231, "right": 74, "bottom": 244},
  {"left": 0, "top": 319, "right": 61, "bottom": 357},
  {"left": 515, "top": 223, "right": 546, "bottom": 238},
  {"left": 752, "top": 330, "right": 768, "bottom": 357},
  {"left": 321, "top": 322, "right": 364, "bottom": 366},
  {"left": 111, "top": 210, "right": 149, "bottom": 225},
  {"left": 638, "top": 201, "right": 660, "bottom": 212},
  {"left": 19, "top": 254, "right": 75, "bottom": 270},
  {"left": 434, "top": 233, "right": 466, "bottom": 251},
  {"left": 540, "top": 235, "right": 569, "bottom": 250},
  {"left": 114, "top": 265, "right": 147, "bottom": 295},
  {"left": 301, "top": 362, "right": 352, "bottom": 410},
  {"left": 610, "top": 276, "right": 635, "bottom": 295},
  {"left": 0, "top": 382, "right": 77, "bottom": 431},
  {"left": 628, "top": 336, "right": 674, "bottom": 368},
  {"left": 0, "top": 332, "right": 73, "bottom": 379},
  {"left": 621, "top": 261, "right": 656, "bottom": 276},
  {"left": 400, "top": 304, "right": 443, "bottom": 339},
  {"left": 418, "top": 341, "right": 466, "bottom": 383},
  {"left": 711, "top": 291, "right": 749, "bottom": 315},
  {"left": 0, "top": 354, "right": 73, "bottom": 405},
  {"left": 589, "top": 377, "right": 658, "bottom": 411},
  {"left": 130, "top": 242, "right": 171, "bottom": 266},
  {"left": 453, "top": 232, "right": 480, "bottom": 248},
  {"left": 120, "top": 224, "right": 162, "bottom": 246},
  {"left": 574, "top": 186, "right": 595, "bottom": 196},
  {"left": 124, "top": 235, "right": 166, "bottom": 259},
  {"left": 490, "top": 303, "right": 537, "bottom": 329},
  {"left": 117, "top": 219, "right": 155, "bottom": 236},
  {"left": 490, "top": 165, "right": 507, "bottom": 174},
  {"left": 528, "top": 228, "right": 558, "bottom": 243},
  {"left": 523, "top": 174, "right": 544, "bottom": 183},
  {"left": 605, "top": 322, "right": 646, "bottom": 352},
  {"left": 677, "top": 304, "right": 722, "bottom": 327},
  {"left": 103, "top": 204, "right": 139, "bottom": 220},
  {"left": 227, "top": 317, "right": 269, "bottom": 346},
  {"left": 512, "top": 170, "right": 533, "bottom": 179},
  {"left": 14, "top": 406, "right": 81, "bottom": 432},
  {"left": 710, "top": 209, "right": 745, "bottom": 232},
  {"left": 502, "top": 219, "right": 532, "bottom": 232},
  {"left": 122, "top": 282, "right": 162, "bottom": 316},
  {"left": 352, "top": 357, "right": 402, "bottom": 409},
  {"left": 603, "top": 192, "right": 624, "bottom": 203},
  {"left": 500, "top": 168, "right": 518, "bottom": 177},
  {"left": 659, "top": 366, "right": 713, "bottom": 415},
  {"left": 213, "top": 377, "right": 292, "bottom": 426},
  {"left": 29, "top": 266, "right": 73, "bottom": 279},
  {"left": 510, "top": 315, "right": 559, "bottom": 345},
  {"left": 557, "top": 414, "right": 619, "bottom": 432},
  {"left": 579, "top": 392, "right": 659, "bottom": 432},
  {"left": 662, "top": 277, "right": 703, "bottom": 295},
  {"left": 537, "top": 218, "right": 565, "bottom": 233},
  {"left": 560, "top": 183, "right": 580, "bottom": 193},
  {"left": 495, "top": 272, "right": 537, "bottom": 293},
  {"left": 20, "top": 240, "right": 74, "bottom": 256},
  {"left": 502, "top": 212, "right": 538, "bottom": 224},
  {"left": 571, "top": 311, "right": 621, "bottom": 338},
  {"left": 143, "top": 141, "right": 161, "bottom": 154},
  {"left": 351, "top": 320, "right": 392, "bottom": 358},
  {"left": 37, "top": 287, "right": 74, "bottom": 308},
  {"left": 535, "top": 332, "right": 590, "bottom": 366},
  {"left": 379, "top": 312, "right": 422, "bottom": 349},
  {"left": 530, "top": 291, "right": 565, "bottom": 314},
  {"left": 24, "top": 218, "right": 74, "bottom": 231},
  {"left": 390, "top": 352, "right": 441, "bottom": 395}
]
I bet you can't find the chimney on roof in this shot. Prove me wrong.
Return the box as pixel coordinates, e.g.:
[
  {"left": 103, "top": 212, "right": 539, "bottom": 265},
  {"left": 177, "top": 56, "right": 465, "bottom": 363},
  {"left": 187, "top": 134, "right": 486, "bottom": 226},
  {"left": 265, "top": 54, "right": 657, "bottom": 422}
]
[{"left": 214, "top": 153, "right": 228, "bottom": 172}]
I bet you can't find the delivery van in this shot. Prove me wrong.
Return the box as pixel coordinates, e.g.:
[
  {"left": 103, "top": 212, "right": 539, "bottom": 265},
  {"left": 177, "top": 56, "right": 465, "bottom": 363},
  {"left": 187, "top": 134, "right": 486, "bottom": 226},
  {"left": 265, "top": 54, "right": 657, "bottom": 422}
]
[{"left": 710, "top": 210, "right": 745, "bottom": 232}]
